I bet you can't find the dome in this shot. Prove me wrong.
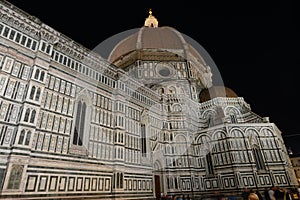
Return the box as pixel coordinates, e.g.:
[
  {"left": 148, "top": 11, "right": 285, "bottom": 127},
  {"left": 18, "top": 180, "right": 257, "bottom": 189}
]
[
  {"left": 107, "top": 10, "right": 206, "bottom": 68},
  {"left": 199, "top": 86, "right": 238, "bottom": 103},
  {"left": 103, "top": 9, "right": 214, "bottom": 89},
  {"left": 108, "top": 26, "right": 206, "bottom": 67}
]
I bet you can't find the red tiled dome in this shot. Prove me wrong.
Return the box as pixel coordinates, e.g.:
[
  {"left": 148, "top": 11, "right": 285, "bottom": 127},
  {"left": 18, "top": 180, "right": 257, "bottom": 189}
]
[
  {"left": 108, "top": 26, "right": 206, "bottom": 66},
  {"left": 199, "top": 86, "right": 238, "bottom": 102}
]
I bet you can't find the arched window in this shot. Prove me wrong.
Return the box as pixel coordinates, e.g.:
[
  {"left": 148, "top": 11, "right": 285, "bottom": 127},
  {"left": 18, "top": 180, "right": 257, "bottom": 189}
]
[
  {"left": 34, "top": 69, "right": 40, "bottom": 79},
  {"left": 46, "top": 45, "right": 51, "bottom": 54},
  {"left": 7, "top": 165, "right": 23, "bottom": 189},
  {"left": 18, "top": 130, "right": 25, "bottom": 144},
  {"left": 252, "top": 145, "right": 266, "bottom": 170},
  {"left": 17, "top": 130, "right": 31, "bottom": 145},
  {"left": 29, "top": 86, "right": 36, "bottom": 100},
  {"left": 206, "top": 152, "right": 214, "bottom": 175},
  {"left": 35, "top": 88, "right": 41, "bottom": 101},
  {"left": 30, "top": 110, "right": 36, "bottom": 123},
  {"left": 141, "top": 123, "right": 146, "bottom": 156},
  {"left": 40, "top": 71, "right": 45, "bottom": 81},
  {"left": 25, "top": 131, "right": 31, "bottom": 145},
  {"left": 24, "top": 108, "right": 30, "bottom": 122},
  {"left": 73, "top": 101, "right": 86, "bottom": 146}
]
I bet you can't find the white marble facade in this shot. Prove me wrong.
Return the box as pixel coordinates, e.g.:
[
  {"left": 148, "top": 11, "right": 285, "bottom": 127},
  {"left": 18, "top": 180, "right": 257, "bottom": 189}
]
[{"left": 0, "top": 1, "right": 298, "bottom": 199}]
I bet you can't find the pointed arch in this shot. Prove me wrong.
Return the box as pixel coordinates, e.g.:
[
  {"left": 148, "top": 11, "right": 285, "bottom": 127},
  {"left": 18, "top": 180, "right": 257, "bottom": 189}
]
[
  {"left": 245, "top": 128, "right": 260, "bottom": 147},
  {"left": 172, "top": 103, "right": 182, "bottom": 112},
  {"left": 202, "top": 109, "right": 217, "bottom": 127},
  {"left": 202, "top": 109, "right": 217, "bottom": 119},
  {"left": 252, "top": 144, "right": 266, "bottom": 170},
  {"left": 7, "top": 165, "right": 23, "bottom": 189},
  {"left": 229, "top": 128, "right": 247, "bottom": 149},
  {"left": 225, "top": 106, "right": 240, "bottom": 116},
  {"left": 154, "top": 160, "right": 163, "bottom": 171},
  {"left": 212, "top": 130, "right": 227, "bottom": 140},
  {"left": 195, "top": 134, "right": 214, "bottom": 175},
  {"left": 229, "top": 128, "right": 245, "bottom": 138},
  {"left": 18, "top": 130, "right": 25, "bottom": 145},
  {"left": 195, "top": 134, "right": 211, "bottom": 156},
  {"left": 260, "top": 128, "right": 275, "bottom": 137},
  {"left": 73, "top": 101, "right": 86, "bottom": 145},
  {"left": 40, "top": 71, "right": 45, "bottom": 81},
  {"left": 72, "top": 89, "right": 92, "bottom": 147},
  {"left": 24, "top": 108, "right": 30, "bottom": 122},
  {"left": 35, "top": 87, "right": 41, "bottom": 101},
  {"left": 29, "top": 86, "right": 36, "bottom": 100},
  {"left": 225, "top": 106, "right": 240, "bottom": 123},
  {"left": 30, "top": 110, "right": 36, "bottom": 123},
  {"left": 34, "top": 69, "right": 40, "bottom": 79}
]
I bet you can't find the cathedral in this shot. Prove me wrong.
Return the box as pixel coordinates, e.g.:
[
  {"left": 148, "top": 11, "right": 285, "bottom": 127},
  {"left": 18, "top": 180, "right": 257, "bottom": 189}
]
[{"left": 0, "top": 1, "right": 298, "bottom": 199}]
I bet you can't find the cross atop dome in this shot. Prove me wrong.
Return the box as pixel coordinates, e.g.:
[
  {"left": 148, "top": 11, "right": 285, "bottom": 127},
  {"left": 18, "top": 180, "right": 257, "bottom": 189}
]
[{"left": 144, "top": 8, "right": 158, "bottom": 27}]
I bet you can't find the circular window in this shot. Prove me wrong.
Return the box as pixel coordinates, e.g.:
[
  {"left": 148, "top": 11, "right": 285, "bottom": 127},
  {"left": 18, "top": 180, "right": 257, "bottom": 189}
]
[
  {"left": 159, "top": 68, "right": 171, "bottom": 77},
  {"left": 156, "top": 63, "right": 174, "bottom": 78}
]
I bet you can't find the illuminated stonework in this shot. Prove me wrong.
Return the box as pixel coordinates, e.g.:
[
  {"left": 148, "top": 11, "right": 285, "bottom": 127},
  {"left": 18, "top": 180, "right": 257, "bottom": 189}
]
[
  {"left": 144, "top": 9, "right": 158, "bottom": 28},
  {"left": 0, "top": 2, "right": 298, "bottom": 200}
]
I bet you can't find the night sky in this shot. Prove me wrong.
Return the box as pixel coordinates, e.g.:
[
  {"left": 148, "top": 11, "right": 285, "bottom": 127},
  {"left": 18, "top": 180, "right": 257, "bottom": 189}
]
[{"left": 5, "top": 1, "right": 300, "bottom": 153}]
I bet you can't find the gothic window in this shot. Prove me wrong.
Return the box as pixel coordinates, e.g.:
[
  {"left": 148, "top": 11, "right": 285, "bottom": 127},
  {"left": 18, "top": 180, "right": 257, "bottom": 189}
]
[
  {"left": 252, "top": 144, "right": 266, "bottom": 170},
  {"left": 73, "top": 101, "right": 86, "bottom": 146},
  {"left": 26, "top": 38, "right": 32, "bottom": 48},
  {"left": 18, "top": 130, "right": 25, "bottom": 145},
  {"left": 32, "top": 41, "right": 37, "bottom": 50},
  {"left": 20, "top": 35, "right": 26, "bottom": 46},
  {"left": 40, "top": 71, "right": 45, "bottom": 81},
  {"left": 206, "top": 152, "right": 214, "bottom": 175},
  {"left": 30, "top": 110, "right": 36, "bottom": 123},
  {"left": 9, "top": 30, "right": 15, "bottom": 40},
  {"left": 35, "top": 88, "right": 41, "bottom": 101},
  {"left": 29, "top": 86, "right": 42, "bottom": 102},
  {"left": 24, "top": 108, "right": 30, "bottom": 122},
  {"left": 15, "top": 32, "right": 21, "bottom": 43},
  {"left": 34, "top": 69, "right": 40, "bottom": 79},
  {"left": 46, "top": 45, "right": 51, "bottom": 54},
  {"left": 29, "top": 86, "right": 35, "bottom": 100},
  {"left": 17, "top": 130, "right": 31, "bottom": 146},
  {"left": 40, "top": 42, "right": 46, "bottom": 52},
  {"left": 197, "top": 135, "right": 214, "bottom": 175},
  {"left": 141, "top": 124, "right": 147, "bottom": 157},
  {"left": 7, "top": 165, "right": 23, "bottom": 189},
  {"left": 3, "top": 27, "right": 9, "bottom": 37}
]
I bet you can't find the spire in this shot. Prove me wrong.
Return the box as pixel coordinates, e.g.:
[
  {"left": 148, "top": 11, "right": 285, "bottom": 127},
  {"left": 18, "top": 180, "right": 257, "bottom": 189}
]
[{"left": 144, "top": 8, "right": 158, "bottom": 27}]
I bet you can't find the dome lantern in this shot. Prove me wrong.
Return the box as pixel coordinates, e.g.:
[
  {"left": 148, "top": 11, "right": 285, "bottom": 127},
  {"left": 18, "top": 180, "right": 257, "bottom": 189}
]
[{"left": 144, "top": 9, "right": 158, "bottom": 28}]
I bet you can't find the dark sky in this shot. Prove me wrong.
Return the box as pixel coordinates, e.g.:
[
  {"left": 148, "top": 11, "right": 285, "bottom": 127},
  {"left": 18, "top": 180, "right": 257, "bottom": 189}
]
[{"left": 5, "top": 1, "right": 300, "bottom": 153}]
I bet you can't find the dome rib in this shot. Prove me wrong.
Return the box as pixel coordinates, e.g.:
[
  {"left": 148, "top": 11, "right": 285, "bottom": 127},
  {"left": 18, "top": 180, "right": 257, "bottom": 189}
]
[{"left": 108, "top": 26, "right": 204, "bottom": 64}]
